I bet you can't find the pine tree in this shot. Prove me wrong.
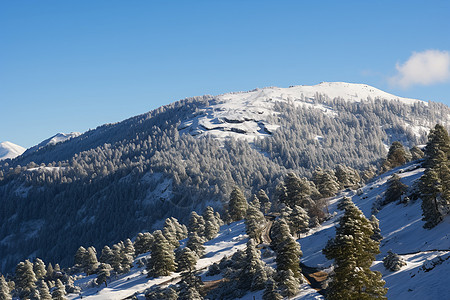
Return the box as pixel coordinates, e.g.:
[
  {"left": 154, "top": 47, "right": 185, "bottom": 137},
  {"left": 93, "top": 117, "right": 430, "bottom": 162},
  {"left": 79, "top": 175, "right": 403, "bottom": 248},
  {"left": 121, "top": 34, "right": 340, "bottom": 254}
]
[
  {"left": 238, "top": 239, "right": 268, "bottom": 291},
  {"left": 262, "top": 278, "right": 283, "bottom": 300},
  {"left": 203, "top": 207, "right": 220, "bottom": 240},
  {"left": 313, "top": 168, "right": 340, "bottom": 198},
  {"left": 188, "top": 211, "right": 206, "bottom": 238},
  {"left": 271, "top": 219, "right": 302, "bottom": 279},
  {"left": 424, "top": 124, "right": 450, "bottom": 168},
  {"left": 0, "top": 275, "right": 11, "bottom": 300},
  {"left": 186, "top": 232, "right": 205, "bottom": 258},
  {"left": 99, "top": 245, "right": 115, "bottom": 265},
  {"left": 163, "top": 218, "right": 181, "bottom": 249},
  {"left": 384, "top": 174, "right": 408, "bottom": 205},
  {"left": 46, "top": 263, "right": 54, "bottom": 280},
  {"left": 33, "top": 258, "right": 47, "bottom": 280},
  {"left": 178, "top": 273, "right": 204, "bottom": 300},
  {"left": 111, "top": 243, "right": 124, "bottom": 273},
  {"left": 228, "top": 187, "right": 248, "bottom": 222},
  {"left": 51, "top": 279, "right": 67, "bottom": 300},
  {"left": 420, "top": 168, "right": 443, "bottom": 228},
  {"left": 370, "top": 215, "right": 383, "bottom": 242},
  {"left": 323, "top": 200, "right": 387, "bottom": 299},
  {"left": 38, "top": 280, "right": 52, "bottom": 300},
  {"left": 257, "top": 189, "right": 272, "bottom": 214},
  {"left": 15, "top": 260, "right": 37, "bottom": 299},
  {"left": 85, "top": 246, "right": 99, "bottom": 275},
  {"left": 335, "top": 164, "right": 361, "bottom": 189},
  {"left": 337, "top": 196, "right": 353, "bottom": 211},
  {"left": 410, "top": 146, "right": 424, "bottom": 160},
  {"left": 383, "top": 251, "right": 407, "bottom": 271},
  {"left": 175, "top": 247, "right": 198, "bottom": 273},
  {"left": 277, "top": 269, "right": 300, "bottom": 297},
  {"left": 74, "top": 246, "right": 88, "bottom": 270},
  {"left": 288, "top": 205, "right": 310, "bottom": 237},
  {"left": 381, "top": 141, "right": 408, "bottom": 172},
  {"left": 96, "top": 263, "right": 112, "bottom": 287},
  {"left": 134, "top": 232, "right": 154, "bottom": 255},
  {"left": 146, "top": 230, "right": 176, "bottom": 277},
  {"left": 245, "top": 204, "right": 266, "bottom": 244}
]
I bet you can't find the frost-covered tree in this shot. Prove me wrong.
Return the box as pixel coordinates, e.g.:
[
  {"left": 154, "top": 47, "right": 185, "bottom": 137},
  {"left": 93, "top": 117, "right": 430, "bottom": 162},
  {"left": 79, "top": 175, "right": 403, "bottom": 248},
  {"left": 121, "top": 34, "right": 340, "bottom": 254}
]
[
  {"left": 74, "top": 246, "right": 88, "bottom": 271},
  {"left": 262, "top": 278, "right": 283, "bottom": 300},
  {"left": 96, "top": 263, "right": 112, "bottom": 287},
  {"left": 257, "top": 189, "right": 272, "bottom": 214},
  {"left": 239, "top": 239, "right": 267, "bottom": 291},
  {"left": 228, "top": 187, "right": 248, "bottom": 222},
  {"left": 134, "top": 232, "right": 154, "bottom": 255},
  {"left": 336, "top": 196, "right": 353, "bottom": 211},
  {"left": 0, "top": 275, "right": 11, "bottom": 300},
  {"left": 186, "top": 232, "right": 205, "bottom": 258},
  {"left": 383, "top": 251, "right": 406, "bottom": 271},
  {"left": 370, "top": 215, "right": 383, "bottom": 242},
  {"left": 203, "top": 207, "right": 220, "bottom": 240},
  {"left": 334, "top": 164, "right": 360, "bottom": 189},
  {"left": 381, "top": 141, "right": 409, "bottom": 172},
  {"left": 323, "top": 200, "right": 387, "bottom": 299},
  {"left": 175, "top": 247, "right": 198, "bottom": 273},
  {"left": 271, "top": 219, "right": 302, "bottom": 279},
  {"left": 420, "top": 168, "right": 443, "bottom": 228},
  {"left": 410, "top": 146, "right": 424, "bottom": 160},
  {"left": 14, "top": 260, "right": 37, "bottom": 299},
  {"left": 277, "top": 269, "right": 300, "bottom": 298},
  {"left": 146, "top": 230, "right": 176, "bottom": 277},
  {"left": 384, "top": 174, "right": 408, "bottom": 205},
  {"left": 188, "top": 211, "right": 206, "bottom": 238},
  {"left": 52, "top": 279, "right": 67, "bottom": 300},
  {"left": 99, "top": 245, "right": 114, "bottom": 265},
  {"left": 245, "top": 204, "right": 266, "bottom": 244},
  {"left": 287, "top": 205, "right": 310, "bottom": 237},
  {"left": 178, "top": 273, "right": 204, "bottom": 300},
  {"left": 312, "top": 168, "right": 340, "bottom": 198},
  {"left": 33, "top": 258, "right": 46, "bottom": 280},
  {"left": 85, "top": 246, "right": 99, "bottom": 275},
  {"left": 38, "top": 280, "right": 52, "bottom": 300}
]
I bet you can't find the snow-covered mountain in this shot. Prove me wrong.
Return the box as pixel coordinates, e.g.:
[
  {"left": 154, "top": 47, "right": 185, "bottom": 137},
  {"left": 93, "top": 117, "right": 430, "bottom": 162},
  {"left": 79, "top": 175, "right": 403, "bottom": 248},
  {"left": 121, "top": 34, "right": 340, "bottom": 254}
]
[
  {"left": 179, "top": 82, "right": 428, "bottom": 141},
  {"left": 24, "top": 132, "right": 81, "bottom": 154},
  {"left": 0, "top": 141, "right": 25, "bottom": 160},
  {"left": 0, "top": 82, "right": 449, "bottom": 275},
  {"left": 65, "top": 162, "right": 449, "bottom": 300}
]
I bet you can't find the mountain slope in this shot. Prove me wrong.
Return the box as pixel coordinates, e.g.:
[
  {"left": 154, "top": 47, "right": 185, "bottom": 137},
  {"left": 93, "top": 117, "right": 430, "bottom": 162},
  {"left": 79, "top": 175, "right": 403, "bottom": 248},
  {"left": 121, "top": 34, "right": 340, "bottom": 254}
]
[
  {"left": 0, "top": 141, "right": 25, "bottom": 160},
  {"left": 0, "top": 82, "right": 449, "bottom": 273},
  {"left": 24, "top": 132, "right": 81, "bottom": 155}
]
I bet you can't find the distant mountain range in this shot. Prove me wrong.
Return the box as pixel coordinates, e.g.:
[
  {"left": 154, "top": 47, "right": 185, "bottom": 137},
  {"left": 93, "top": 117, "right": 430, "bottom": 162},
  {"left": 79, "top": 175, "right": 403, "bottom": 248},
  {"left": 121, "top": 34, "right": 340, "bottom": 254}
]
[
  {"left": 0, "top": 141, "right": 25, "bottom": 160},
  {"left": 0, "top": 82, "right": 449, "bottom": 273}
]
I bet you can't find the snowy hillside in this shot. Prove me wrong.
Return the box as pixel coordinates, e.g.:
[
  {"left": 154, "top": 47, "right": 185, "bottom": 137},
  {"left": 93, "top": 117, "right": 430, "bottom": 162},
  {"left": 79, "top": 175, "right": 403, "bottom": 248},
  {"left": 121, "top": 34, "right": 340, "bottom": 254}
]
[
  {"left": 60, "top": 162, "right": 449, "bottom": 299},
  {"left": 0, "top": 141, "right": 25, "bottom": 160},
  {"left": 24, "top": 132, "right": 81, "bottom": 154},
  {"left": 179, "top": 82, "right": 427, "bottom": 141}
]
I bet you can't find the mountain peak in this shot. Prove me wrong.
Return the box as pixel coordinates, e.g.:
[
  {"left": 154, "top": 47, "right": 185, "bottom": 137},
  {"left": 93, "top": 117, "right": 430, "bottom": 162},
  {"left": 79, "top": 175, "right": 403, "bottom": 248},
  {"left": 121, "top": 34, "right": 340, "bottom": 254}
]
[{"left": 0, "top": 141, "right": 26, "bottom": 160}]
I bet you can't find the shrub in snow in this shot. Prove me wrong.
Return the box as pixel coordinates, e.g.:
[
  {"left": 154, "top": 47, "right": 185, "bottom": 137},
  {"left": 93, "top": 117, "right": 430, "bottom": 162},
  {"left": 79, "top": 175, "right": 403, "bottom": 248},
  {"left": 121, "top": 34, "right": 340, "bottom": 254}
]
[{"left": 383, "top": 251, "right": 406, "bottom": 271}]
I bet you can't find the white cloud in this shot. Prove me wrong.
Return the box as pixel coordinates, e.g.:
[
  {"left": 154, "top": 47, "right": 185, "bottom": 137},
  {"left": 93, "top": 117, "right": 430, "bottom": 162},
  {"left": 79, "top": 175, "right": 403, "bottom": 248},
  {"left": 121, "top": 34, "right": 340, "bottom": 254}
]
[{"left": 390, "top": 50, "right": 450, "bottom": 88}]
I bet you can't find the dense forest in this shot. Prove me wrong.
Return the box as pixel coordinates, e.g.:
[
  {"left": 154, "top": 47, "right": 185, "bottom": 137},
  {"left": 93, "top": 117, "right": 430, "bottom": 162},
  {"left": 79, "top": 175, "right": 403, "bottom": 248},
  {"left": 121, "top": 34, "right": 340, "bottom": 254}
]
[{"left": 0, "top": 90, "right": 449, "bottom": 274}]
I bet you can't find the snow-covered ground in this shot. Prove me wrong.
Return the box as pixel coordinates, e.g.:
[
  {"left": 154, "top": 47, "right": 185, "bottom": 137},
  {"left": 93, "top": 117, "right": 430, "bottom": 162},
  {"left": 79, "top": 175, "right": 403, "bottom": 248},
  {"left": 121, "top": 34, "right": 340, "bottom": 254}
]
[
  {"left": 66, "top": 161, "right": 449, "bottom": 299},
  {"left": 178, "top": 82, "right": 427, "bottom": 141},
  {"left": 24, "top": 132, "right": 81, "bottom": 154},
  {"left": 0, "top": 141, "right": 25, "bottom": 160}
]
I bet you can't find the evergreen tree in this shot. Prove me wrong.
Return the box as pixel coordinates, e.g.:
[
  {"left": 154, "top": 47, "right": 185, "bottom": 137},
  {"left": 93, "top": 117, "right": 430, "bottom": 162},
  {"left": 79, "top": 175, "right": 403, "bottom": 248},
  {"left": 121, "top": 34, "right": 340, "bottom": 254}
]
[
  {"left": 134, "top": 232, "right": 154, "bottom": 255},
  {"left": 99, "top": 245, "right": 115, "bottom": 265},
  {"left": 424, "top": 124, "right": 450, "bottom": 167},
  {"left": 38, "top": 280, "right": 52, "bottom": 300},
  {"left": 383, "top": 251, "right": 407, "bottom": 271},
  {"left": 337, "top": 196, "right": 353, "bottom": 211},
  {"left": 33, "top": 258, "right": 46, "bottom": 280},
  {"left": 257, "top": 189, "right": 272, "bottom": 214},
  {"left": 370, "top": 215, "right": 383, "bottom": 242},
  {"left": 15, "top": 260, "right": 37, "bottom": 299},
  {"left": 146, "top": 230, "right": 176, "bottom": 277},
  {"left": 335, "top": 164, "right": 360, "bottom": 189},
  {"left": 239, "top": 239, "right": 268, "bottom": 291},
  {"left": 0, "top": 275, "right": 11, "bottom": 300},
  {"left": 288, "top": 205, "right": 310, "bottom": 237},
  {"left": 262, "top": 278, "right": 283, "bottom": 300},
  {"left": 84, "top": 246, "right": 99, "bottom": 275},
  {"left": 381, "top": 141, "right": 408, "bottom": 172},
  {"left": 51, "top": 279, "right": 67, "bottom": 300},
  {"left": 96, "top": 263, "right": 112, "bottom": 287},
  {"left": 163, "top": 218, "right": 181, "bottom": 249},
  {"left": 29, "top": 288, "right": 40, "bottom": 300},
  {"left": 175, "top": 247, "right": 198, "bottom": 273},
  {"left": 186, "top": 232, "right": 205, "bottom": 258},
  {"left": 384, "top": 174, "right": 408, "bottom": 205},
  {"left": 203, "top": 207, "right": 220, "bottom": 240},
  {"left": 46, "top": 263, "right": 54, "bottom": 280},
  {"left": 271, "top": 219, "right": 302, "bottom": 279},
  {"left": 410, "top": 146, "right": 424, "bottom": 160},
  {"left": 188, "top": 211, "right": 206, "bottom": 238},
  {"left": 277, "top": 269, "right": 300, "bottom": 298},
  {"left": 313, "top": 168, "right": 340, "bottom": 198},
  {"left": 245, "top": 204, "right": 266, "bottom": 244},
  {"left": 111, "top": 244, "right": 124, "bottom": 273},
  {"left": 228, "top": 187, "right": 248, "bottom": 222},
  {"left": 323, "top": 200, "right": 387, "bottom": 299},
  {"left": 178, "top": 273, "right": 204, "bottom": 300},
  {"left": 420, "top": 168, "right": 443, "bottom": 228},
  {"left": 74, "top": 246, "right": 88, "bottom": 270}
]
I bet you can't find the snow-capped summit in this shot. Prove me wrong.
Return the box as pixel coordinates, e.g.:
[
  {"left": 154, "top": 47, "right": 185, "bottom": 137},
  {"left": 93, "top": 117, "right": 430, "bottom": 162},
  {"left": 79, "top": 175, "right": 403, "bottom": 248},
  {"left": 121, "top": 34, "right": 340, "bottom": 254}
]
[
  {"left": 0, "top": 141, "right": 26, "bottom": 160},
  {"left": 179, "top": 82, "right": 426, "bottom": 141},
  {"left": 25, "top": 132, "right": 81, "bottom": 154}
]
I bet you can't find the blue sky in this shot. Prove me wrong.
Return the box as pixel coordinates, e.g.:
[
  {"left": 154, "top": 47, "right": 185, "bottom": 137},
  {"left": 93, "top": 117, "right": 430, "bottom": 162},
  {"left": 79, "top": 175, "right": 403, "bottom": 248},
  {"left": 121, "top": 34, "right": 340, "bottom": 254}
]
[{"left": 1, "top": 0, "right": 450, "bottom": 148}]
